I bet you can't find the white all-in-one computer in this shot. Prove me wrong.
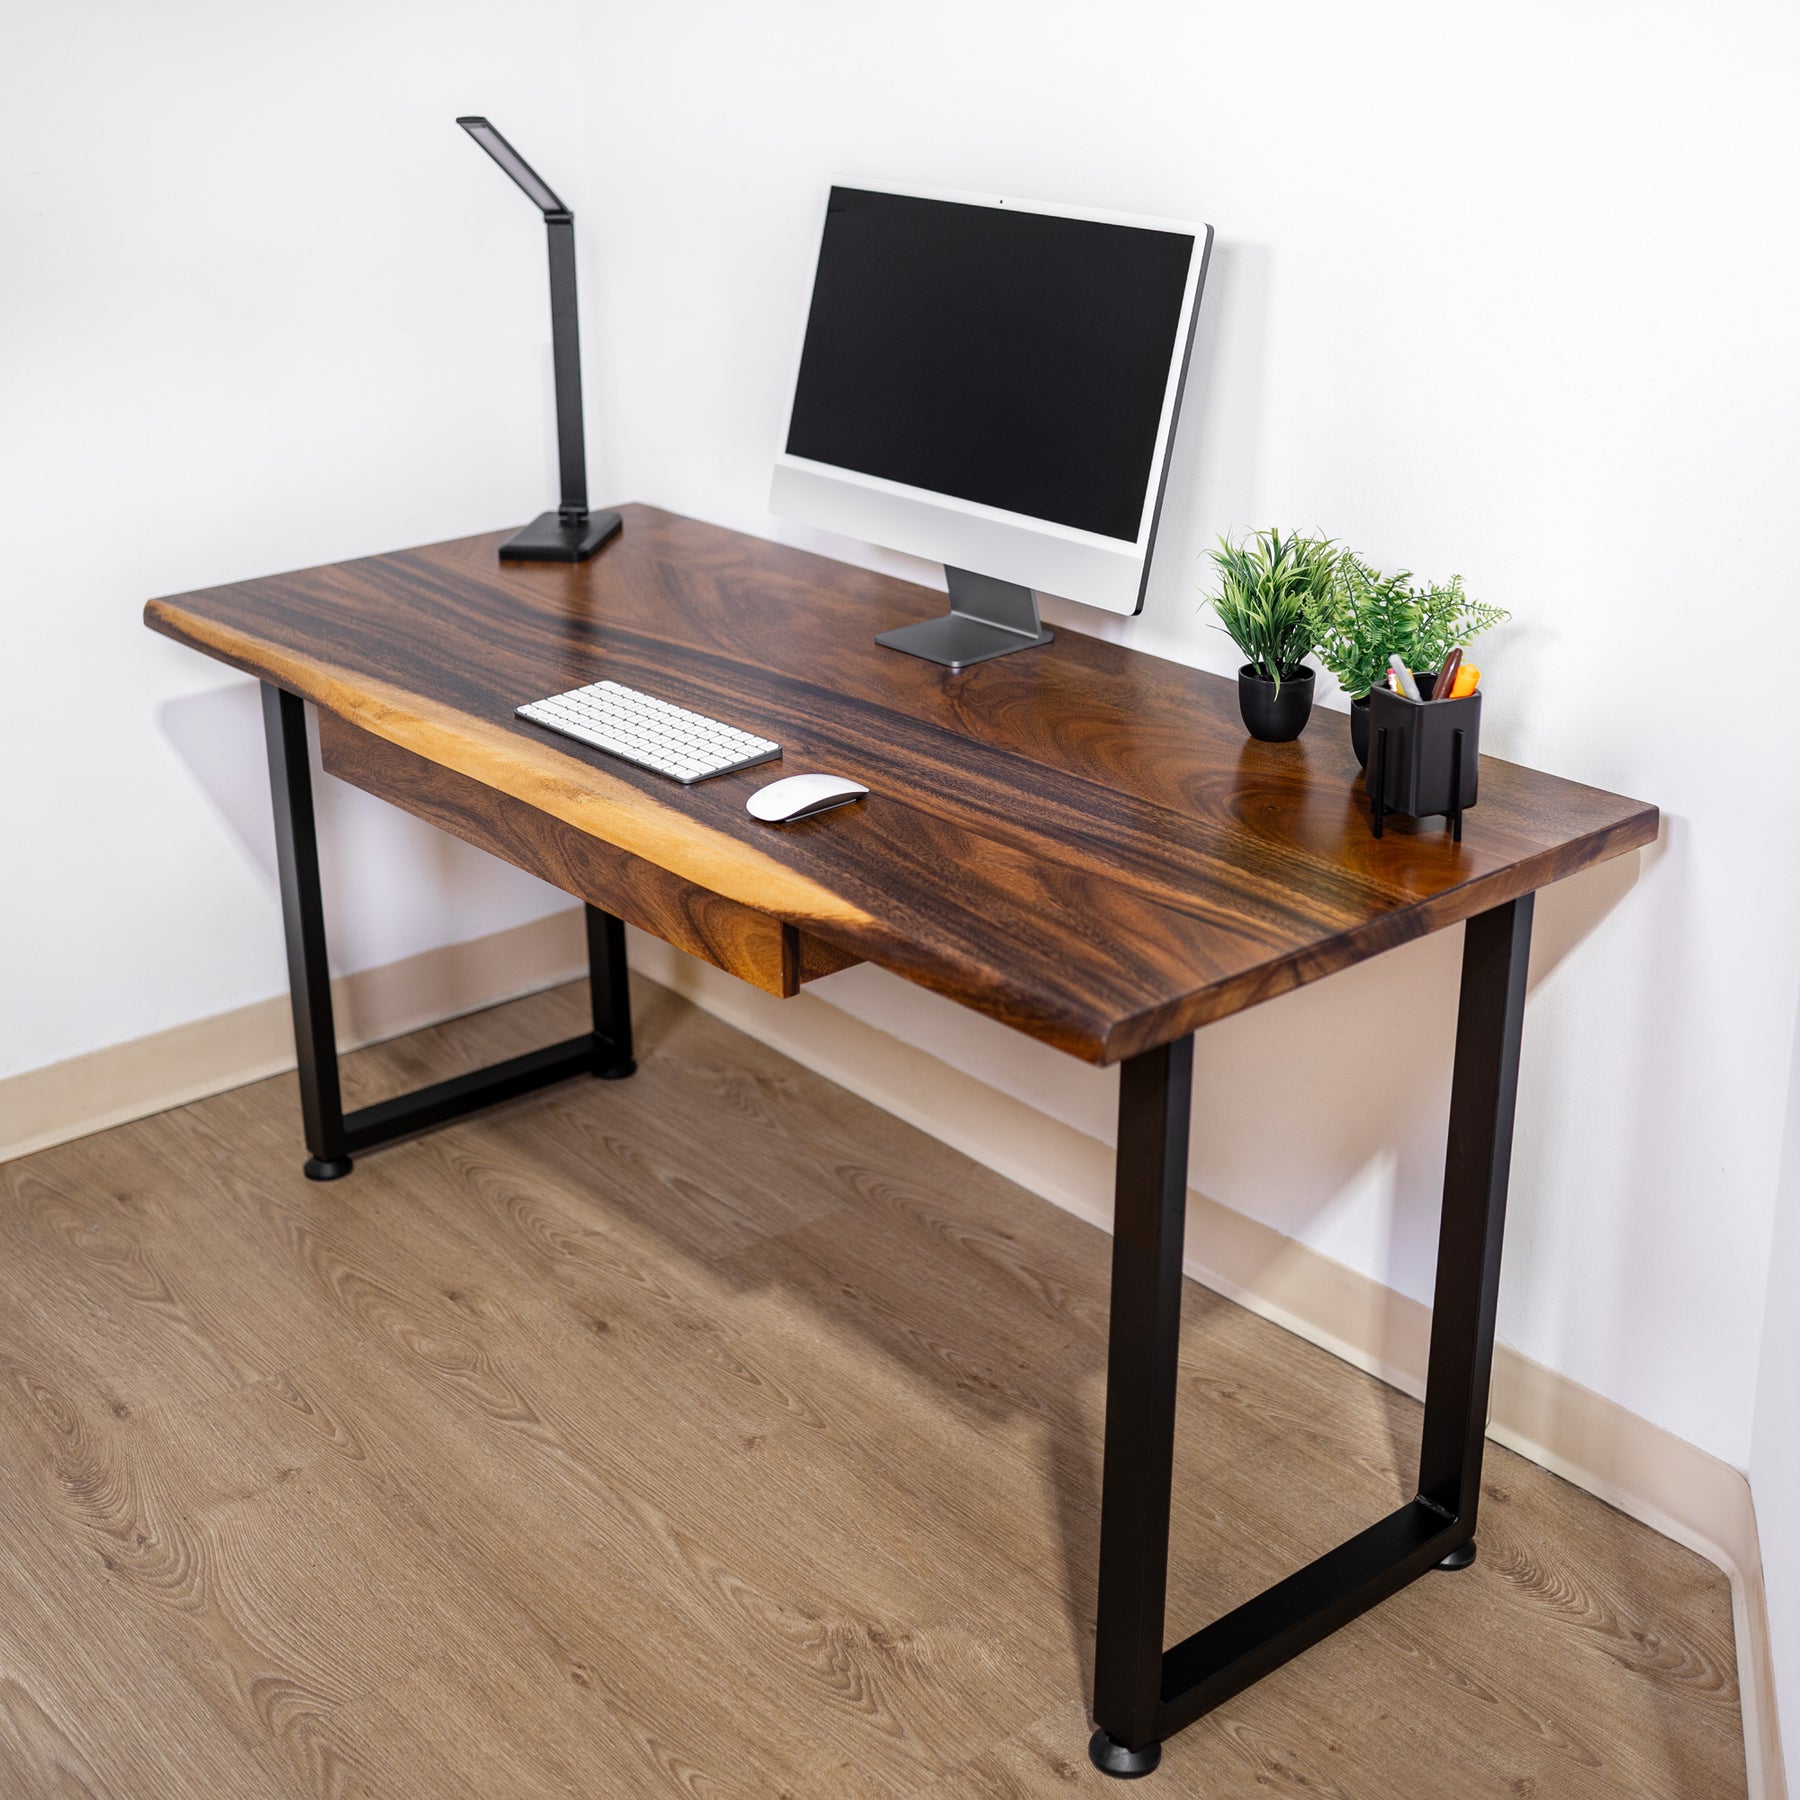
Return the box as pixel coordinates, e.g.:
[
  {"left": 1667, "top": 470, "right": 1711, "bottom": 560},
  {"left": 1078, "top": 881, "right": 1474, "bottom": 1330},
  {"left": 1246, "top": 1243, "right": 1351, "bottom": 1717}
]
[{"left": 771, "top": 184, "right": 1212, "bottom": 669}]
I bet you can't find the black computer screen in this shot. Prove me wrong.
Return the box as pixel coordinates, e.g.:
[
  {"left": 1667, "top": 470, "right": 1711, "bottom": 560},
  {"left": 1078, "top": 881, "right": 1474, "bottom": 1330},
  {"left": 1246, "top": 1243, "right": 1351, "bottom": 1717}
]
[{"left": 785, "top": 188, "right": 1195, "bottom": 544}]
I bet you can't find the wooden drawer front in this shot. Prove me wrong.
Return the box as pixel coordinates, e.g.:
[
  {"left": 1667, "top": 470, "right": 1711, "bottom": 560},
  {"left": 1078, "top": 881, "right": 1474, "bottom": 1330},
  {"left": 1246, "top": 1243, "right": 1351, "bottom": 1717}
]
[{"left": 317, "top": 713, "right": 858, "bottom": 997}]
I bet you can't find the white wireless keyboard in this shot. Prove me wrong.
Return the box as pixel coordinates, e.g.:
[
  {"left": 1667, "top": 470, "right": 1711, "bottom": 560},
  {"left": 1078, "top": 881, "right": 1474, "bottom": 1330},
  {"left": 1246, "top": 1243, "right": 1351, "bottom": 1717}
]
[{"left": 517, "top": 679, "right": 782, "bottom": 784}]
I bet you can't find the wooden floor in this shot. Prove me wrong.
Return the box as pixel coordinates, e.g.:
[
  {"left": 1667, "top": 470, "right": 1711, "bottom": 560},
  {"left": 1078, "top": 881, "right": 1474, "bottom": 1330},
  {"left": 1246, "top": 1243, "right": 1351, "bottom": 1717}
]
[{"left": 0, "top": 978, "right": 1746, "bottom": 1799}]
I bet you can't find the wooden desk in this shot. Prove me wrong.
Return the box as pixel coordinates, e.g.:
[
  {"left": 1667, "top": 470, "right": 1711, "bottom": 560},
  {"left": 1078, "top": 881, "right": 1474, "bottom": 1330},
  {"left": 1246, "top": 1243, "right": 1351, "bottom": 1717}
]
[{"left": 146, "top": 505, "right": 1657, "bottom": 1777}]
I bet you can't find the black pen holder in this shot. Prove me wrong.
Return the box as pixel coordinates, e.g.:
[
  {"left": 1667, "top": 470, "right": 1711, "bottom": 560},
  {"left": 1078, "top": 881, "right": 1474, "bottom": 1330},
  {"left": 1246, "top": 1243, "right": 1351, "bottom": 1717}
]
[{"left": 1367, "top": 686, "right": 1481, "bottom": 841}]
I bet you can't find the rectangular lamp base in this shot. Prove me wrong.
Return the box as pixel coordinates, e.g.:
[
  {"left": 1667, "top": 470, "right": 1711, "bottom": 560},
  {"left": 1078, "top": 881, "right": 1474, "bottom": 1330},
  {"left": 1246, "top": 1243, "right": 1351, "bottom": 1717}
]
[{"left": 499, "top": 509, "right": 623, "bottom": 563}]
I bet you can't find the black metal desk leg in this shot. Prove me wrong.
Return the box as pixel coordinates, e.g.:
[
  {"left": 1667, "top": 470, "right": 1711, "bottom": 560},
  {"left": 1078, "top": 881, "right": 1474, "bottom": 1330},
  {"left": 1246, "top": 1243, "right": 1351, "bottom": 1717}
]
[
  {"left": 1418, "top": 892, "right": 1533, "bottom": 1567},
  {"left": 260, "top": 683, "right": 637, "bottom": 1182},
  {"left": 262, "top": 683, "right": 352, "bottom": 1181},
  {"left": 1086, "top": 896, "right": 1534, "bottom": 1776},
  {"left": 1090, "top": 1035, "right": 1195, "bottom": 1778},
  {"left": 584, "top": 905, "right": 636, "bottom": 1079}
]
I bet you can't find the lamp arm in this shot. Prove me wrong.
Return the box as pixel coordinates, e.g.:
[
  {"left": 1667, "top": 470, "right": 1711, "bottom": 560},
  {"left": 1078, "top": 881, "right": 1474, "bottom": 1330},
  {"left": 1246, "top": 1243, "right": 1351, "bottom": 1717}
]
[{"left": 544, "top": 214, "right": 587, "bottom": 518}]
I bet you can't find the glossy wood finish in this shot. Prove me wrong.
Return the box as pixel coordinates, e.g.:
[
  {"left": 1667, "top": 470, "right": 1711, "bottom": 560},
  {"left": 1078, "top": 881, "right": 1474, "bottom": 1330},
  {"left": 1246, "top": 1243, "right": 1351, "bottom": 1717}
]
[
  {"left": 0, "top": 979, "right": 1745, "bottom": 1797},
  {"left": 145, "top": 507, "right": 1657, "bottom": 1062},
  {"left": 318, "top": 712, "right": 860, "bottom": 997}
]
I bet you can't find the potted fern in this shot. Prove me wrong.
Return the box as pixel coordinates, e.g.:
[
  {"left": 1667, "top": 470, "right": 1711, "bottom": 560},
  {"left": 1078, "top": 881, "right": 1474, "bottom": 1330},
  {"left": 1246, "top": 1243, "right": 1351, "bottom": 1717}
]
[
  {"left": 1204, "top": 528, "right": 1336, "bottom": 741},
  {"left": 1308, "top": 560, "right": 1509, "bottom": 765}
]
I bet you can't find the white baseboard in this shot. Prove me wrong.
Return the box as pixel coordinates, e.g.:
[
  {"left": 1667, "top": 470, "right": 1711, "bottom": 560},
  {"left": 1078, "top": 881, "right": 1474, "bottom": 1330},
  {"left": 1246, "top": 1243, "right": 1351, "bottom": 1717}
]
[
  {"left": 1, "top": 911, "right": 1782, "bottom": 1797},
  {"left": 0, "top": 909, "right": 588, "bottom": 1165}
]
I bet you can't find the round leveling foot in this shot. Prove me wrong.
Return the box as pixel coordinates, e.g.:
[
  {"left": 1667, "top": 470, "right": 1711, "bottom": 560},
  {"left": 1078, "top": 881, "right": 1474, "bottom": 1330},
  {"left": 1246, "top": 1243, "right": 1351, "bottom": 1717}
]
[
  {"left": 1437, "top": 1540, "right": 1478, "bottom": 1571},
  {"left": 304, "top": 1155, "right": 354, "bottom": 1182},
  {"left": 1089, "top": 1730, "right": 1161, "bottom": 1778},
  {"left": 596, "top": 1060, "right": 637, "bottom": 1081}
]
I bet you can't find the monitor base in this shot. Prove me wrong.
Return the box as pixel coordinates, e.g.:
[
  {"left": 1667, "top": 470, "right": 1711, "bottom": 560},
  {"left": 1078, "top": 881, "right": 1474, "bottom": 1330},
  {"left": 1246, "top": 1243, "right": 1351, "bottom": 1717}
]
[
  {"left": 499, "top": 509, "right": 623, "bottom": 563},
  {"left": 875, "top": 568, "right": 1054, "bottom": 672}
]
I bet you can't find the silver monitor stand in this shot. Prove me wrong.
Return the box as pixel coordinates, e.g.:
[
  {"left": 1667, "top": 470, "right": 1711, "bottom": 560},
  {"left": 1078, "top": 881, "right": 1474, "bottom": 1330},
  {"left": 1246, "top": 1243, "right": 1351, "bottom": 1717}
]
[{"left": 875, "top": 567, "right": 1055, "bottom": 671}]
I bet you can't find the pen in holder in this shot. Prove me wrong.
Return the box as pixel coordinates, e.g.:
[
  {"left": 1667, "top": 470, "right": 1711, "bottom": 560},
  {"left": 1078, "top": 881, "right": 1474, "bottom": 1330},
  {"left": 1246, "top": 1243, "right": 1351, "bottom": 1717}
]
[{"left": 1367, "top": 680, "right": 1481, "bottom": 841}]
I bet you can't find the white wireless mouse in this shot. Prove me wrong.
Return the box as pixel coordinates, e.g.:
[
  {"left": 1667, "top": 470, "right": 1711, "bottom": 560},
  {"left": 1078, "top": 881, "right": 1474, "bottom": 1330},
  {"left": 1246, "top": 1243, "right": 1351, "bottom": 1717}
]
[{"left": 747, "top": 772, "right": 869, "bottom": 823}]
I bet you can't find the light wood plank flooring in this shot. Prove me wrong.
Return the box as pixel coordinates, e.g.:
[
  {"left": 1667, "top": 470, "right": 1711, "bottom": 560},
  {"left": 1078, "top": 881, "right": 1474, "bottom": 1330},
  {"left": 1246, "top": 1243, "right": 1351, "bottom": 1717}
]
[{"left": 0, "top": 977, "right": 1746, "bottom": 1798}]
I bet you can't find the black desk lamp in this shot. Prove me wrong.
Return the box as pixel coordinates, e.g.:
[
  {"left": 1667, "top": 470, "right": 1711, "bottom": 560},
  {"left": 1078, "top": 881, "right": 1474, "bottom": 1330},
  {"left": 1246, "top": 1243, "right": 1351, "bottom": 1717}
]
[{"left": 457, "top": 117, "right": 621, "bottom": 562}]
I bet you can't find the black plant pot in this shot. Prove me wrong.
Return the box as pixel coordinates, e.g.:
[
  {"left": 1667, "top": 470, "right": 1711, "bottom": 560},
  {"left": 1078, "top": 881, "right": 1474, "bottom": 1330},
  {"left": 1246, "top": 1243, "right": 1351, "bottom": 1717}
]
[
  {"left": 1237, "top": 664, "right": 1315, "bottom": 742},
  {"left": 1351, "top": 672, "right": 1436, "bottom": 766}
]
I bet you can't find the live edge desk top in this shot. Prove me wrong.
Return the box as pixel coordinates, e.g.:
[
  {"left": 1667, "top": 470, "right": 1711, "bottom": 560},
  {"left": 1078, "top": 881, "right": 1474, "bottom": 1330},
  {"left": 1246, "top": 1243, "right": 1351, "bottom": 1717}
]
[{"left": 145, "top": 504, "right": 1657, "bottom": 1065}]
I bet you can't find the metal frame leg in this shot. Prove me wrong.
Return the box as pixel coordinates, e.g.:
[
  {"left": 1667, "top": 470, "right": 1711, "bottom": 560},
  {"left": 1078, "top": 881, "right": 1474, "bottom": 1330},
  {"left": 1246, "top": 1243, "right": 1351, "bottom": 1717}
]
[
  {"left": 1088, "top": 894, "right": 1534, "bottom": 1776},
  {"left": 263, "top": 682, "right": 353, "bottom": 1180},
  {"left": 584, "top": 904, "right": 636, "bottom": 1080},
  {"left": 261, "top": 683, "right": 635, "bottom": 1180},
  {"left": 1089, "top": 1036, "right": 1194, "bottom": 1778},
  {"left": 1417, "top": 893, "right": 1533, "bottom": 1558}
]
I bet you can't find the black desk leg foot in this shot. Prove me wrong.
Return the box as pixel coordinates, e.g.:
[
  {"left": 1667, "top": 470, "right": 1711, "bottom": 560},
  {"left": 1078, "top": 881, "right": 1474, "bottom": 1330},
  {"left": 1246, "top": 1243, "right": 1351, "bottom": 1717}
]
[
  {"left": 1089, "top": 1731, "right": 1162, "bottom": 1778},
  {"left": 1436, "top": 1541, "right": 1478, "bottom": 1571},
  {"left": 262, "top": 684, "right": 640, "bottom": 1172}
]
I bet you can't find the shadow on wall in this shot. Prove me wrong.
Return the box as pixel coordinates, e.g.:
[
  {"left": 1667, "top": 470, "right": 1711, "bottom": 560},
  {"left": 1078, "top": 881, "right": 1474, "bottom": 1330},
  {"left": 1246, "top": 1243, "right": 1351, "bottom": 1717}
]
[
  {"left": 1201, "top": 834, "right": 1651, "bottom": 1477},
  {"left": 1160, "top": 837, "right": 1649, "bottom": 1495},
  {"left": 1162, "top": 238, "right": 1271, "bottom": 589},
  {"left": 156, "top": 680, "right": 574, "bottom": 980},
  {"left": 1035, "top": 236, "right": 1271, "bottom": 651},
  {"left": 1243, "top": 828, "right": 1652, "bottom": 1279},
  {"left": 821, "top": 832, "right": 1646, "bottom": 1279},
  {"left": 809, "top": 821, "right": 1649, "bottom": 1483}
]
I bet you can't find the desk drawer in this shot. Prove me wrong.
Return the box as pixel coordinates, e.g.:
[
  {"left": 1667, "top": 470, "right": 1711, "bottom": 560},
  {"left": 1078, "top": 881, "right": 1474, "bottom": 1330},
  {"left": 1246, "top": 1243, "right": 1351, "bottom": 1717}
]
[{"left": 317, "top": 713, "right": 860, "bottom": 998}]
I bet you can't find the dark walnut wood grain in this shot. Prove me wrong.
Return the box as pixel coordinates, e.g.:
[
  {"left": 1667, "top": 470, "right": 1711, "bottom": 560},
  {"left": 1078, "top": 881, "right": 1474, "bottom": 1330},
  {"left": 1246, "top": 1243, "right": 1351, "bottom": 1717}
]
[
  {"left": 144, "top": 506, "right": 1657, "bottom": 1062},
  {"left": 319, "top": 713, "right": 860, "bottom": 998}
]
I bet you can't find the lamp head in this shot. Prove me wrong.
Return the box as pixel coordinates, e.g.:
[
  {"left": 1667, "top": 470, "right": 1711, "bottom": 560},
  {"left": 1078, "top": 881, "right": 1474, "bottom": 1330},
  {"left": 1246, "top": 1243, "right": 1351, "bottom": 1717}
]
[{"left": 456, "top": 116, "right": 568, "bottom": 217}]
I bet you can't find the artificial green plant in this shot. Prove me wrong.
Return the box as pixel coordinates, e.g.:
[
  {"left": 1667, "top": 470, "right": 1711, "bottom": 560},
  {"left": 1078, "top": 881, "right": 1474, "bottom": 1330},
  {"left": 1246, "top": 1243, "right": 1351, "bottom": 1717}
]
[
  {"left": 1307, "top": 559, "right": 1508, "bottom": 699},
  {"left": 1204, "top": 527, "right": 1337, "bottom": 693}
]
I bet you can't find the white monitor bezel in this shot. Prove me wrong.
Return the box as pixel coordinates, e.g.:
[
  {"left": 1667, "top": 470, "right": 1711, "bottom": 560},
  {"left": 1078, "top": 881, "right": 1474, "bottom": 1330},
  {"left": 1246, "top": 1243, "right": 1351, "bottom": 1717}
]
[{"left": 770, "top": 182, "right": 1212, "bottom": 616}]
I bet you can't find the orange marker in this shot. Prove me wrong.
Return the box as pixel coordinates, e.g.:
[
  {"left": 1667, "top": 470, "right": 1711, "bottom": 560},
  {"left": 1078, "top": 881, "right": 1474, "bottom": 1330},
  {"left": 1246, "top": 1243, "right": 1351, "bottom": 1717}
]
[{"left": 1449, "top": 665, "right": 1480, "bottom": 699}]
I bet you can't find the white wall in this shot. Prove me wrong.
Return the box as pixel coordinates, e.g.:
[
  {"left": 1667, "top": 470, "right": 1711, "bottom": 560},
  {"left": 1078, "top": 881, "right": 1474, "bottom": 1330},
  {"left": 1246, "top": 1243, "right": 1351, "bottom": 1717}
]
[
  {"left": 7, "top": 0, "right": 1798, "bottom": 1737},
  {"left": 1756, "top": 1013, "right": 1800, "bottom": 1757},
  {"left": 1, "top": 2, "right": 592, "bottom": 1081}
]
